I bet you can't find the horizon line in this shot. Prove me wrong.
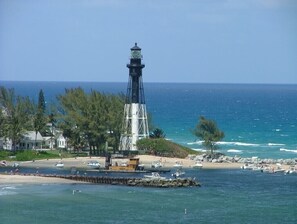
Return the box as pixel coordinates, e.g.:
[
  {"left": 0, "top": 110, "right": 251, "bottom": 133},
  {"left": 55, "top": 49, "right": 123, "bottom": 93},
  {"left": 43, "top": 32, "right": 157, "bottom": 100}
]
[{"left": 1, "top": 80, "right": 297, "bottom": 86}]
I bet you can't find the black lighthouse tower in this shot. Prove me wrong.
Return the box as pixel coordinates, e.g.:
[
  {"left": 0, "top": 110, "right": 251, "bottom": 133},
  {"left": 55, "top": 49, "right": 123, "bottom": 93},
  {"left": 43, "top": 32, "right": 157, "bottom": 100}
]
[{"left": 120, "top": 43, "right": 149, "bottom": 151}]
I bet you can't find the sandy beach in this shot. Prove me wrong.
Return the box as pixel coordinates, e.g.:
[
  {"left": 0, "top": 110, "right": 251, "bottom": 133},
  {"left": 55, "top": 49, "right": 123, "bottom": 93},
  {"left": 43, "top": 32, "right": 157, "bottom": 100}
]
[
  {"left": 0, "top": 174, "right": 82, "bottom": 184},
  {"left": 2, "top": 155, "right": 245, "bottom": 170}
]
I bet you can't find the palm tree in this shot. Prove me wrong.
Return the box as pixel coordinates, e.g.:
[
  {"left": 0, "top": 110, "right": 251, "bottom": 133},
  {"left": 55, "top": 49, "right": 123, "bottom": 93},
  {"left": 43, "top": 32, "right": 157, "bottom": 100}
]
[{"left": 193, "top": 116, "right": 224, "bottom": 156}]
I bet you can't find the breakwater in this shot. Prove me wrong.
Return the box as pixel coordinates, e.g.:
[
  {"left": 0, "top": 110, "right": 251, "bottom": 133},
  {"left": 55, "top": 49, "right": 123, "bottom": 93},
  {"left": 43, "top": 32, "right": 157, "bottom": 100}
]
[
  {"left": 41, "top": 174, "right": 200, "bottom": 188},
  {"left": 189, "top": 154, "right": 297, "bottom": 165}
]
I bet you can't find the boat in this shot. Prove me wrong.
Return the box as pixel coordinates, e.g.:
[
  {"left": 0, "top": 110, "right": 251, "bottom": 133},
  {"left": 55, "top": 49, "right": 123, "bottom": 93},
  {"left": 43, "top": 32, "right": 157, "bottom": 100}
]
[
  {"left": 87, "top": 160, "right": 101, "bottom": 169},
  {"left": 0, "top": 160, "right": 7, "bottom": 167},
  {"left": 273, "top": 164, "right": 285, "bottom": 173},
  {"left": 173, "top": 161, "right": 183, "bottom": 168},
  {"left": 261, "top": 165, "right": 285, "bottom": 174},
  {"left": 12, "top": 162, "right": 20, "bottom": 168},
  {"left": 241, "top": 163, "right": 255, "bottom": 170},
  {"left": 285, "top": 165, "right": 297, "bottom": 174},
  {"left": 285, "top": 169, "right": 297, "bottom": 174},
  {"left": 151, "top": 161, "right": 163, "bottom": 168},
  {"left": 55, "top": 161, "right": 64, "bottom": 168},
  {"left": 109, "top": 158, "right": 143, "bottom": 171},
  {"left": 143, "top": 172, "right": 166, "bottom": 180},
  {"left": 192, "top": 162, "right": 203, "bottom": 169},
  {"left": 171, "top": 169, "right": 185, "bottom": 178}
]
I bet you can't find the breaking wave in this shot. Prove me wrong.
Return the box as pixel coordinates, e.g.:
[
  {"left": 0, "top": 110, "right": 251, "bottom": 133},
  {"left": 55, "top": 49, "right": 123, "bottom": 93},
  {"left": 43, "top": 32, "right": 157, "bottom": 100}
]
[
  {"left": 280, "top": 148, "right": 297, "bottom": 154},
  {"left": 191, "top": 148, "right": 207, "bottom": 152},
  {"left": 0, "top": 186, "right": 17, "bottom": 196},
  {"left": 187, "top": 141, "right": 203, "bottom": 145},
  {"left": 187, "top": 141, "right": 289, "bottom": 148},
  {"left": 227, "top": 149, "right": 242, "bottom": 153},
  {"left": 268, "top": 143, "right": 285, "bottom": 146},
  {"left": 216, "top": 141, "right": 260, "bottom": 147},
  {"left": 187, "top": 141, "right": 259, "bottom": 146}
]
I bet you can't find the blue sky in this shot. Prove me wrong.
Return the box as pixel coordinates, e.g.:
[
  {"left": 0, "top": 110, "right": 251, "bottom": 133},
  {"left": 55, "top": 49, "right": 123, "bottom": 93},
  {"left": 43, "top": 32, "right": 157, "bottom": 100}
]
[{"left": 0, "top": 0, "right": 296, "bottom": 83}]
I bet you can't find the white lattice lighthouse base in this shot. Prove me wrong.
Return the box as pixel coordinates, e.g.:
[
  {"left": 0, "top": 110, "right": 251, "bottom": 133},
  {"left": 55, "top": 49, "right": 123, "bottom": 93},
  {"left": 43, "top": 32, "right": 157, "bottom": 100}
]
[{"left": 119, "top": 43, "right": 149, "bottom": 151}]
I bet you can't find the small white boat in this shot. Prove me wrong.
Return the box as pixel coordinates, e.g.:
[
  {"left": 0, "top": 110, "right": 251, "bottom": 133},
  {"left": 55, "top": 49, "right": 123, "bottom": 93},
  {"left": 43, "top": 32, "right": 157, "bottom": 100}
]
[
  {"left": 0, "top": 160, "right": 7, "bottom": 167},
  {"left": 55, "top": 161, "right": 64, "bottom": 168},
  {"left": 87, "top": 161, "right": 101, "bottom": 169},
  {"left": 192, "top": 162, "right": 203, "bottom": 169},
  {"left": 171, "top": 170, "right": 185, "bottom": 178},
  {"left": 12, "top": 162, "right": 19, "bottom": 168},
  {"left": 173, "top": 161, "right": 183, "bottom": 168},
  {"left": 151, "top": 161, "right": 163, "bottom": 168},
  {"left": 241, "top": 163, "right": 254, "bottom": 170},
  {"left": 285, "top": 166, "right": 297, "bottom": 174},
  {"left": 144, "top": 172, "right": 166, "bottom": 180},
  {"left": 273, "top": 165, "right": 285, "bottom": 173},
  {"left": 261, "top": 165, "right": 285, "bottom": 174}
]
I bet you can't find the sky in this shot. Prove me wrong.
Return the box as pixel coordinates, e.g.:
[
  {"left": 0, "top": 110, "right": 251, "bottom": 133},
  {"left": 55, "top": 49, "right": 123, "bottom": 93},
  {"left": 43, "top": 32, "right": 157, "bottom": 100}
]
[{"left": 0, "top": 0, "right": 296, "bottom": 84}]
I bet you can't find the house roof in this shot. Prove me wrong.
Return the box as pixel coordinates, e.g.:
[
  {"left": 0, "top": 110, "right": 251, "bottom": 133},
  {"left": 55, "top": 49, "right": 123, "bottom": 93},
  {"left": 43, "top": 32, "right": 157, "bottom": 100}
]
[{"left": 22, "top": 131, "right": 43, "bottom": 141}]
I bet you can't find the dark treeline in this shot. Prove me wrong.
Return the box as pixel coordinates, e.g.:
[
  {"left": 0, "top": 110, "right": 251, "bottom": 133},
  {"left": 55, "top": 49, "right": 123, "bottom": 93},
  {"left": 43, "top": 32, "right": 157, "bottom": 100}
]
[{"left": 0, "top": 86, "right": 125, "bottom": 155}]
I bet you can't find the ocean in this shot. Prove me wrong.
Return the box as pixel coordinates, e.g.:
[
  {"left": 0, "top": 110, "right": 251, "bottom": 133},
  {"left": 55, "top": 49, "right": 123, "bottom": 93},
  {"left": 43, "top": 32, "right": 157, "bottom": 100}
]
[
  {"left": 0, "top": 81, "right": 297, "bottom": 223},
  {"left": 1, "top": 81, "right": 297, "bottom": 159},
  {"left": 0, "top": 168, "right": 297, "bottom": 224}
]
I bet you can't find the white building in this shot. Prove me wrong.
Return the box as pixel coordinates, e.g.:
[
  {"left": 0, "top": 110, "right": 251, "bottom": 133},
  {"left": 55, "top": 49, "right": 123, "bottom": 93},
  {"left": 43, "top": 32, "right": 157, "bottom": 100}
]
[
  {"left": 56, "top": 134, "right": 67, "bottom": 149},
  {"left": 43, "top": 136, "right": 55, "bottom": 149},
  {"left": 0, "top": 138, "right": 13, "bottom": 150},
  {"left": 19, "top": 131, "right": 43, "bottom": 150},
  {"left": 0, "top": 131, "right": 43, "bottom": 150}
]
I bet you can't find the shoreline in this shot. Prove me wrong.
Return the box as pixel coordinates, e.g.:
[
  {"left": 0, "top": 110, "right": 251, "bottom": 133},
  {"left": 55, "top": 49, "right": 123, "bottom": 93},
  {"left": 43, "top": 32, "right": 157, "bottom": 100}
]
[
  {"left": 2, "top": 155, "right": 246, "bottom": 170},
  {"left": 1, "top": 155, "right": 294, "bottom": 184},
  {"left": 0, "top": 173, "right": 83, "bottom": 184}
]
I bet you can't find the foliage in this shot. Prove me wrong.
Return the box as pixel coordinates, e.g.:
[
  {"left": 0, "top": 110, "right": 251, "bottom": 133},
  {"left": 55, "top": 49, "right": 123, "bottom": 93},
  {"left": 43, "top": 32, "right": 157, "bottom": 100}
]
[
  {"left": 0, "top": 87, "right": 34, "bottom": 150},
  {"left": 193, "top": 116, "right": 224, "bottom": 155},
  {"left": 33, "top": 89, "right": 47, "bottom": 148},
  {"left": 57, "top": 88, "right": 124, "bottom": 155},
  {"left": 0, "top": 150, "right": 11, "bottom": 160},
  {"left": 0, "top": 107, "right": 5, "bottom": 138},
  {"left": 136, "top": 138, "right": 198, "bottom": 158},
  {"left": 150, "top": 128, "right": 166, "bottom": 138}
]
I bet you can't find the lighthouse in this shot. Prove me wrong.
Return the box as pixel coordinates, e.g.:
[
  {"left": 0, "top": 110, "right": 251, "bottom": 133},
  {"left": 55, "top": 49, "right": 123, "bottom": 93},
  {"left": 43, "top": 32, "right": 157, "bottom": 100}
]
[{"left": 119, "top": 43, "right": 149, "bottom": 151}]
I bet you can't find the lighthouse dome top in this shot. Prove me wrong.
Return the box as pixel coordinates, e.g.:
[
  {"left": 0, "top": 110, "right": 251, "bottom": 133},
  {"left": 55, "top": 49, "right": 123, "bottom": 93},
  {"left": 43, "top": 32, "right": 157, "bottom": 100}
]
[{"left": 131, "top": 43, "right": 141, "bottom": 51}]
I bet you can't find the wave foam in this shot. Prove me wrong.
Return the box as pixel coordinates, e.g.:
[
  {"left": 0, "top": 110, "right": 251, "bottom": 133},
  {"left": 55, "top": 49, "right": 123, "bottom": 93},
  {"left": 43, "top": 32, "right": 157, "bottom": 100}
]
[
  {"left": 187, "top": 141, "right": 203, "bottom": 145},
  {"left": 216, "top": 141, "right": 260, "bottom": 147},
  {"left": 191, "top": 148, "right": 207, "bottom": 152},
  {"left": 268, "top": 143, "right": 285, "bottom": 146},
  {"left": 280, "top": 148, "right": 297, "bottom": 154},
  {"left": 227, "top": 149, "right": 242, "bottom": 153}
]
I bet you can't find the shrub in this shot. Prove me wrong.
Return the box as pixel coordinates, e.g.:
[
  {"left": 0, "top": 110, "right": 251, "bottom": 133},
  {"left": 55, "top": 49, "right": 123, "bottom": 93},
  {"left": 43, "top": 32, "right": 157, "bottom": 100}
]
[{"left": 136, "top": 138, "right": 199, "bottom": 158}]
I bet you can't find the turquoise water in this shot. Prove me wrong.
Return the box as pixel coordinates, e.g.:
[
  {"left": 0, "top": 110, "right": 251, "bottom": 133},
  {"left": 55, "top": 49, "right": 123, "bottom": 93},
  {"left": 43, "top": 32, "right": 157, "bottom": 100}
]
[
  {"left": 1, "top": 81, "right": 297, "bottom": 223},
  {"left": 1, "top": 81, "right": 297, "bottom": 159},
  {"left": 1, "top": 169, "right": 297, "bottom": 223}
]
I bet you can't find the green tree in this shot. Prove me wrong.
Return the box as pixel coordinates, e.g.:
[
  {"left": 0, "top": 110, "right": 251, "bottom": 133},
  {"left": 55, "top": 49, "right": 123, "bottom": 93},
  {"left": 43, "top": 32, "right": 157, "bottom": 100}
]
[
  {"left": 150, "top": 128, "right": 166, "bottom": 139},
  {"left": 33, "top": 89, "right": 47, "bottom": 149},
  {"left": 0, "top": 87, "right": 33, "bottom": 150},
  {"left": 105, "top": 94, "right": 125, "bottom": 153},
  {"left": 0, "top": 106, "right": 5, "bottom": 138},
  {"left": 57, "top": 88, "right": 124, "bottom": 155},
  {"left": 57, "top": 88, "right": 88, "bottom": 152},
  {"left": 193, "top": 116, "right": 224, "bottom": 156}
]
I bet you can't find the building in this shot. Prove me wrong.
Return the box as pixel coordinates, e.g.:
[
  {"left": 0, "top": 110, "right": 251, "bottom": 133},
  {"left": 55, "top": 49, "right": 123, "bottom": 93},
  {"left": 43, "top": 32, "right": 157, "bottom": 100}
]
[{"left": 119, "top": 43, "right": 149, "bottom": 151}]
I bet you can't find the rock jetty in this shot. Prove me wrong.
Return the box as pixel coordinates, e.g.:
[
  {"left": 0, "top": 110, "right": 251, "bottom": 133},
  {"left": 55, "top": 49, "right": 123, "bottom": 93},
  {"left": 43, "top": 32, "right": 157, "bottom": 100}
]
[
  {"left": 189, "top": 153, "right": 297, "bottom": 166},
  {"left": 41, "top": 174, "right": 200, "bottom": 188}
]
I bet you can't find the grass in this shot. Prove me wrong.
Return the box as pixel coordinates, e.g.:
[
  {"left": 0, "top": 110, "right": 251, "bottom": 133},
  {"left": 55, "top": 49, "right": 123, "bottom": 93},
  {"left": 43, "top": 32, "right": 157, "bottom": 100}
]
[{"left": 0, "top": 149, "right": 78, "bottom": 161}]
